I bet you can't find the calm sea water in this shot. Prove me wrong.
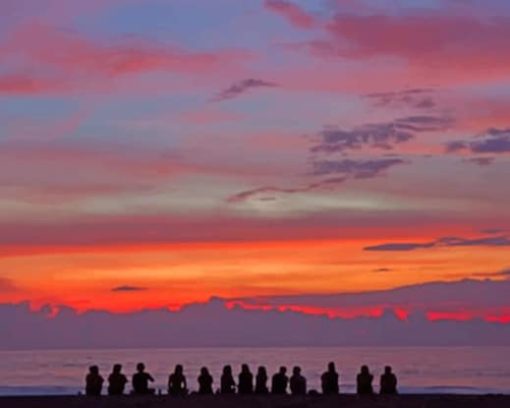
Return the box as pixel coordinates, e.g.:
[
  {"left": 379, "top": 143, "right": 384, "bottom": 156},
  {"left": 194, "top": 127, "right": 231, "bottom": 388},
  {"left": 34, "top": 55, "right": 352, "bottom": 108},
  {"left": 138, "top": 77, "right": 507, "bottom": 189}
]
[{"left": 0, "top": 347, "right": 509, "bottom": 396}]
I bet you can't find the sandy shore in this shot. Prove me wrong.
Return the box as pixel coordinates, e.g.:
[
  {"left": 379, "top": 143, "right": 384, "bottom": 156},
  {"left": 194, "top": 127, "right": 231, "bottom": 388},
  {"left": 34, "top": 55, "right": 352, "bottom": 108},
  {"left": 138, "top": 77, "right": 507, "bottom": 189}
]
[{"left": 0, "top": 394, "right": 509, "bottom": 408}]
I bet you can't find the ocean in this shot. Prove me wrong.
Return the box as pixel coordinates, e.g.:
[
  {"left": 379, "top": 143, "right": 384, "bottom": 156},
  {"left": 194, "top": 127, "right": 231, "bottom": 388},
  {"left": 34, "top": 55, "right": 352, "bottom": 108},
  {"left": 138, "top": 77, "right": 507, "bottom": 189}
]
[{"left": 0, "top": 347, "right": 509, "bottom": 396}]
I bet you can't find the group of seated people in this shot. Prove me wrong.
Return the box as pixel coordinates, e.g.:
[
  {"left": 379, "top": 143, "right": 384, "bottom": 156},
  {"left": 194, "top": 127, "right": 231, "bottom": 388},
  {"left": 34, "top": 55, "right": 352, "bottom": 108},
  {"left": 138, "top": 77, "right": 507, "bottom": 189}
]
[{"left": 85, "top": 362, "right": 398, "bottom": 397}]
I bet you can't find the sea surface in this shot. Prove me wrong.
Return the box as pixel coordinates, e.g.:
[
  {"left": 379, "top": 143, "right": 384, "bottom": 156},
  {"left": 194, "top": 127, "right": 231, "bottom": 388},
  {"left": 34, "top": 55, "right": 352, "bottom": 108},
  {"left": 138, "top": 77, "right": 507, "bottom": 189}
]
[{"left": 0, "top": 347, "right": 509, "bottom": 396}]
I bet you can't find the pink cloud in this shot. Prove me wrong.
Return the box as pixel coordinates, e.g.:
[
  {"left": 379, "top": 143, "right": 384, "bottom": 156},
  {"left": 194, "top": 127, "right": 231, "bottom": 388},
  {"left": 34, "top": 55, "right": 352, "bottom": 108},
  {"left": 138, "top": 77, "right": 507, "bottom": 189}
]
[
  {"left": 0, "top": 23, "right": 250, "bottom": 94},
  {"left": 307, "top": 13, "right": 510, "bottom": 81},
  {"left": 0, "top": 74, "right": 59, "bottom": 94},
  {"left": 264, "top": 0, "right": 316, "bottom": 29}
]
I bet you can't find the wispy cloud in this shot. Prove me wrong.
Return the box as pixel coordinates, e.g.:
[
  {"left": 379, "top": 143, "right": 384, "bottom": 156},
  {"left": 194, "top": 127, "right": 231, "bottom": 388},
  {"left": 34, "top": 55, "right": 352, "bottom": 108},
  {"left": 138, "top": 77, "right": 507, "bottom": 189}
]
[
  {"left": 212, "top": 78, "right": 277, "bottom": 102},
  {"left": 447, "top": 128, "right": 510, "bottom": 154},
  {"left": 111, "top": 285, "right": 148, "bottom": 292},
  {"left": 366, "top": 89, "right": 435, "bottom": 109},
  {"left": 365, "top": 235, "right": 510, "bottom": 252},
  {"left": 311, "top": 115, "right": 452, "bottom": 154},
  {"left": 264, "top": 0, "right": 316, "bottom": 29}
]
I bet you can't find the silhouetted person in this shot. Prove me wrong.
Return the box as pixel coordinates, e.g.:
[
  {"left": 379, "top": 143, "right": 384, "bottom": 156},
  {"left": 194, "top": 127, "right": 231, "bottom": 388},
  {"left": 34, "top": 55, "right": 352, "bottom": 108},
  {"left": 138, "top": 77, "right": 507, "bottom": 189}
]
[
  {"left": 220, "top": 365, "right": 236, "bottom": 394},
  {"left": 271, "top": 366, "right": 288, "bottom": 394},
  {"left": 168, "top": 364, "right": 187, "bottom": 396},
  {"left": 238, "top": 364, "right": 253, "bottom": 394},
  {"left": 380, "top": 366, "right": 398, "bottom": 395},
  {"left": 357, "top": 365, "right": 374, "bottom": 395},
  {"left": 198, "top": 367, "right": 213, "bottom": 395},
  {"left": 290, "top": 366, "right": 306, "bottom": 395},
  {"left": 255, "top": 366, "right": 269, "bottom": 394},
  {"left": 321, "top": 362, "right": 339, "bottom": 395},
  {"left": 107, "top": 364, "right": 127, "bottom": 395},
  {"left": 85, "top": 365, "right": 104, "bottom": 396},
  {"left": 132, "top": 363, "right": 155, "bottom": 395}
]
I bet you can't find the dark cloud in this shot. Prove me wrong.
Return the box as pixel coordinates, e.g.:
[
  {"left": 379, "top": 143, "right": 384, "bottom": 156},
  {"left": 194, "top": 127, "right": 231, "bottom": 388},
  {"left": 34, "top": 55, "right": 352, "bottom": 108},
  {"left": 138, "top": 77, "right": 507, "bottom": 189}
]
[
  {"left": 3, "top": 279, "right": 510, "bottom": 349},
  {"left": 373, "top": 267, "right": 392, "bottom": 273},
  {"left": 227, "top": 177, "right": 345, "bottom": 203},
  {"left": 366, "top": 89, "right": 435, "bottom": 109},
  {"left": 111, "top": 285, "right": 147, "bottom": 292},
  {"left": 213, "top": 78, "right": 277, "bottom": 102},
  {"left": 312, "top": 158, "right": 406, "bottom": 178},
  {"left": 365, "top": 234, "right": 510, "bottom": 252},
  {"left": 311, "top": 115, "right": 452, "bottom": 154},
  {"left": 446, "top": 128, "right": 510, "bottom": 155},
  {"left": 228, "top": 158, "right": 405, "bottom": 203},
  {"left": 365, "top": 242, "right": 435, "bottom": 251}
]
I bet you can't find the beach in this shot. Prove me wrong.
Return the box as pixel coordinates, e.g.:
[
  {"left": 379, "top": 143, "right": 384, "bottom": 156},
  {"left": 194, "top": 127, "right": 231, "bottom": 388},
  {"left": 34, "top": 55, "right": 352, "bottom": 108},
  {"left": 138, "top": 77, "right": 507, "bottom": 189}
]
[{"left": 1, "top": 394, "right": 510, "bottom": 408}]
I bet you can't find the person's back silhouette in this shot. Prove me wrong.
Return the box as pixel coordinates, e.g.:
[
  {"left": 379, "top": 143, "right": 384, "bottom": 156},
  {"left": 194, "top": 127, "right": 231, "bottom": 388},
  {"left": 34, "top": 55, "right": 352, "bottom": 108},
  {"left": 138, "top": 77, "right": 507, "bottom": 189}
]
[
  {"left": 380, "top": 366, "right": 398, "bottom": 395},
  {"left": 107, "top": 364, "right": 127, "bottom": 396},
  {"left": 238, "top": 364, "right": 253, "bottom": 394},
  {"left": 255, "top": 366, "right": 268, "bottom": 394},
  {"left": 271, "top": 366, "right": 288, "bottom": 394},
  {"left": 289, "top": 366, "right": 306, "bottom": 395},
  {"left": 220, "top": 365, "right": 236, "bottom": 394},
  {"left": 85, "top": 365, "right": 104, "bottom": 396},
  {"left": 321, "top": 362, "right": 339, "bottom": 395},
  {"left": 168, "top": 364, "right": 187, "bottom": 396},
  {"left": 198, "top": 367, "right": 213, "bottom": 395},
  {"left": 132, "top": 363, "right": 155, "bottom": 395},
  {"left": 357, "top": 365, "right": 374, "bottom": 395}
]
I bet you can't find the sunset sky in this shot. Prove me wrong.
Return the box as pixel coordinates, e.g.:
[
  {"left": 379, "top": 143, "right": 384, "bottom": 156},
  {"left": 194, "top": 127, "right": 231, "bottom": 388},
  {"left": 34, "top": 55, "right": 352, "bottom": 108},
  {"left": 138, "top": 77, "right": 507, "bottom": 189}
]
[{"left": 1, "top": 0, "right": 509, "bottom": 322}]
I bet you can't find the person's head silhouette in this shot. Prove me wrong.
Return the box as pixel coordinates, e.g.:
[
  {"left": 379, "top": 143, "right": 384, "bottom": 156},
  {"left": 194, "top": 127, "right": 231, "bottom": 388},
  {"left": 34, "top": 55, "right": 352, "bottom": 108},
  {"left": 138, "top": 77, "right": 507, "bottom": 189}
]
[
  {"left": 201, "top": 367, "right": 209, "bottom": 376},
  {"left": 328, "top": 362, "right": 336, "bottom": 372},
  {"left": 385, "top": 366, "right": 392, "bottom": 374},
  {"left": 113, "top": 364, "right": 122, "bottom": 374},
  {"left": 241, "top": 364, "right": 250, "bottom": 373},
  {"left": 361, "top": 365, "right": 370, "bottom": 375},
  {"left": 257, "top": 366, "right": 266, "bottom": 375},
  {"left": 89, "top": 365, "right": 99, "bottom": 375},
  {"left": 223, "top": 365, "right": 232, "bottom": 375},
  {"left": 175, "top": 364, "right": 183, "bottom": 375},
  {"left": 279, "top": 366, "right": 287, "bottom": 375},
  {"left": 136, "top": 363, "right": 145, "bottom": 373},
  {"left": 293, "top": 366, "right": 301, "bottom": 375}
]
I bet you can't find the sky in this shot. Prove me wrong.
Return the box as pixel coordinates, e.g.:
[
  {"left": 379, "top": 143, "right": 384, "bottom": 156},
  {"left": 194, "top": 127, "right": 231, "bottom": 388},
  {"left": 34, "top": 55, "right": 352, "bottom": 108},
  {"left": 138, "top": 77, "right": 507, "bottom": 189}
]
[{"left": 1, "top": 0, "right": 510, "bottom": 336}]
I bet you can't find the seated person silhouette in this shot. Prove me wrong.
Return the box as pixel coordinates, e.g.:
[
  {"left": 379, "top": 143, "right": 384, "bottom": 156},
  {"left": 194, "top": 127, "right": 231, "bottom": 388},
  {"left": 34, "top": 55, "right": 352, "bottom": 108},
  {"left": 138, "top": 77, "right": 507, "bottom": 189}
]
[
  {"left": 85, "top": 365, "right": 104, "bottom": 396},
  {"left": 255, "top": 366, "right": 269, "bottom": 394},
  {"left": 380, "top": 366, "right": 398, "bottom": 395},
  {"left": 220, "top": 365, "right": 236, "bottom": 394},
  {"left": 321, "top": 362, "right": 339, "bottom": 395},
  {"left": 356, "top": 365, "right": 374, "bottom": 395},
  {"left": 271, "top": 366, "right": 288, "bottom": 394},
  {"left": 132, "top": 363, "right": 155, "bottom": 395},
  {"left": 108, "top": 364, "right": 127, "bottom": 395},
  {"left": 168, "top": 364, "right": 188, "bottom": 396},
  {"left": 238, "top": 364, "right": 253, "bottom": 394},
  {"left": 198, "top": 366, "right": 213, "bottom": 395},
  {"left": 290, "top": 366, "right": 307, "bottom": 396}
]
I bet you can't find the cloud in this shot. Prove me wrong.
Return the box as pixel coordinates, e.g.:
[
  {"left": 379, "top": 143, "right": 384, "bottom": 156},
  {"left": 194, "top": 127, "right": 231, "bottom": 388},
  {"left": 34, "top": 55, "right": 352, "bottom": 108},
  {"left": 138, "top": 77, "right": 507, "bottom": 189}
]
[
  {"left": 311, "top": 115, "right": 452, "bottom": 154},
  {"left": 212, "top": 78, "right": 277, "bottom": 102},
  {"left": 264, "top": 0, "right": 316, "bottom": 29},
  {"left": 365, "top": 234, "right": 510, "bottom": 252},
  {"left": 311, "top": 158, "right": 405, "bottom": 178},
  {"left": 366, "top": 89, "right": 435, "bottom": 109},
  {"left": 111, "top": 285, "right": 147, "bottom": 292},
  {"left": 226, "top": 177, "right": 345, "bottom": 203},
  {"left": 307, "top": 13, "right": 510, "bottom": 78},
  {"left": 373, "top": 268, "right": 392, "bottom": 273},
  {"left": 447, "top": 128, "right": 510, "bottom": 154},
  {"left": 3, "top": 280, "right": 510, "bottom": 349},
  {"left": 0, "top": 23, "right": 248, "bottom": 94}
]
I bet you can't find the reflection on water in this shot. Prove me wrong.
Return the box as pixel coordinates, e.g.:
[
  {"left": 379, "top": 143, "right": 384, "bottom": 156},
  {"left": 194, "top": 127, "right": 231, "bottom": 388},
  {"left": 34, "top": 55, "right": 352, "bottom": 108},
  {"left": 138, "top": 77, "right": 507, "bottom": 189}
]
[{"left": 0, "top": 347, "right": 509, "bottom": 396}]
